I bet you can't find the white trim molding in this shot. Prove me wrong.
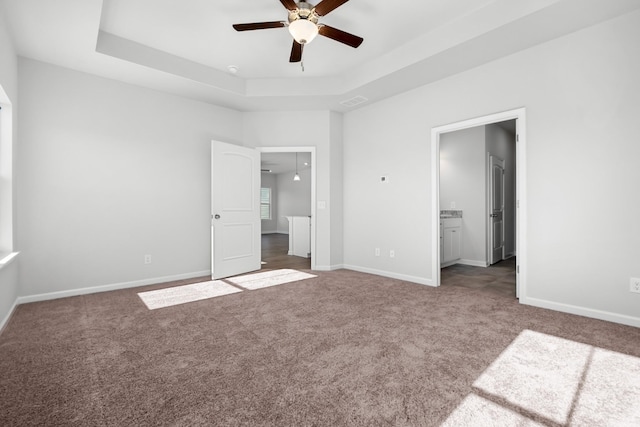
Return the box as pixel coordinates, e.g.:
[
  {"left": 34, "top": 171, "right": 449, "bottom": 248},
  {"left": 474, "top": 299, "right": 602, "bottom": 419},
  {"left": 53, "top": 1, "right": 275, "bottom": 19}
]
[
  {"left": 16, "top": 270, "right": 211, "bottom": 305},
  {"left": 0, "top": 298, "right": 18, "bottom": 334},
  {"left": 314, "top": 264, "right": 346, "bottom": 271},
  {"left": 343, "top": 264, "right": 434, "bottom": 287},
  {"left": 523, "top": 297, "right": 640, "bottom": 329},
  {"left": 458, "top": 259, "right": 490, "bottom": 268}
]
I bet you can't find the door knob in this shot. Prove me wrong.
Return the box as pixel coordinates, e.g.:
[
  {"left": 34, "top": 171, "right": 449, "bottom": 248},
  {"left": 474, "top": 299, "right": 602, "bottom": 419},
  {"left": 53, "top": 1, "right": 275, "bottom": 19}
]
[
  {"left": 490, "top": 214, "right": 498, "bottom": 218},
  {"left": 214, "top": 214, "right": 221, "bottom": 219}
]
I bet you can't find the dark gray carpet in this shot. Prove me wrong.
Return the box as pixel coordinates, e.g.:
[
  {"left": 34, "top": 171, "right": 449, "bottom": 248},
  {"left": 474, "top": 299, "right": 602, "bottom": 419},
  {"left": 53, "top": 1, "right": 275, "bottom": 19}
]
[{"left": 1, "top": 269, "right": 638, "bottom": 426}]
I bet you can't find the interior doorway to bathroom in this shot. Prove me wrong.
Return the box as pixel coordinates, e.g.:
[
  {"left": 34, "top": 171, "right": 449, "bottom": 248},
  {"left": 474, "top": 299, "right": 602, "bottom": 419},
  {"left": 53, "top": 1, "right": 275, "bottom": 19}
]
[{"left": 431, "top": 108, "right": 526, "bottom": 299}]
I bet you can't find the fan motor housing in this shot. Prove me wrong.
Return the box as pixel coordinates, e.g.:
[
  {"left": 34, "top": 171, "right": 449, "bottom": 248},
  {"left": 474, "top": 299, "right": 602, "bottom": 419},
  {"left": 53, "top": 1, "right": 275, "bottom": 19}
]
[{"left": 288, "top": 2, "right": 319, "bottom": 25}]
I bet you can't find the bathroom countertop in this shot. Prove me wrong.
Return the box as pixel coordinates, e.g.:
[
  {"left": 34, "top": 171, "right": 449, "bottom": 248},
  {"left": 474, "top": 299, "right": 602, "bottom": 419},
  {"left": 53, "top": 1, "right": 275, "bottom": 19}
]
[{"left": 440, "top": 209, "right": 463, "bottom": 219}]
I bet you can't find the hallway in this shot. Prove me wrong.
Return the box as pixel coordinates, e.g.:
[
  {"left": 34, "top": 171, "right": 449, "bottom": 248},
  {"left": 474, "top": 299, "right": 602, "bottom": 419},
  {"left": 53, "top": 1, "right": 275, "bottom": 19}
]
[{"left": 261, "top": 233, "right": 311, "bottom": 271}]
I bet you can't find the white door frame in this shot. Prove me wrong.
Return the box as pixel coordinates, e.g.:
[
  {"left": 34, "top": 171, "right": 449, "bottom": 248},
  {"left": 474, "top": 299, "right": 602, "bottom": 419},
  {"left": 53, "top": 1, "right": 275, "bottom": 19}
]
[
  {"left": 258, "top": 146, "right": 317, "bottom": 271},
  {"left": 431, "top": 108, "right": 527, "bottom": 300}
]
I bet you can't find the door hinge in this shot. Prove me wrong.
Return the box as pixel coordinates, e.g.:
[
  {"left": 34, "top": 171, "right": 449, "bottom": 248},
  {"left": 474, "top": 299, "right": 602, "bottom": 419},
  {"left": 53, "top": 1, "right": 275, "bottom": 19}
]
[
  {"left": 517, "top": 265, "right": 520, "bottom": 274},
  {"left": 516, "top": 134, "right": 519, "bottom": 142}
]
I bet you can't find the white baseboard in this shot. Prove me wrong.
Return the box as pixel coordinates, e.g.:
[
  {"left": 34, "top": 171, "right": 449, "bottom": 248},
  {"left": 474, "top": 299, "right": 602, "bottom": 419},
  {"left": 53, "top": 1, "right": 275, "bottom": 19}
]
[
  {"left": 522, "top": 296, "right": 640, "bottom": 328},
  {"left": 0, "top": 298, "right": 19, "bottom": 335},
  {"left": 17, "top": 270, "right": 211, "bottom": 305},
  {"left": 458, "top": 259, "right": 490, "bottom": 267},
  {"left": 313, "top": 264, "right": 344, "bottom": 271},
  {"left": 342, "top": 264, "right": 434, "bottom": 287}
]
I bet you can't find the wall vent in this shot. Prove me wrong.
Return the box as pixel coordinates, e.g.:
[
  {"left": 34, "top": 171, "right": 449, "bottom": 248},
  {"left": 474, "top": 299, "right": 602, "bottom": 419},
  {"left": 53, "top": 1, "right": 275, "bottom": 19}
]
[{"left": 340, "top": 95, "right": 368, "bottom": 108}]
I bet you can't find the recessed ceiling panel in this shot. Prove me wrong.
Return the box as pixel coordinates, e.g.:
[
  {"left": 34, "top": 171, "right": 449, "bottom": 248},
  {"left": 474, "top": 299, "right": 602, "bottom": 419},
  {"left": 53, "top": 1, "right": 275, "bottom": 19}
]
[{"left": 99, "top": 0, "right": 497, "bottom": 79}]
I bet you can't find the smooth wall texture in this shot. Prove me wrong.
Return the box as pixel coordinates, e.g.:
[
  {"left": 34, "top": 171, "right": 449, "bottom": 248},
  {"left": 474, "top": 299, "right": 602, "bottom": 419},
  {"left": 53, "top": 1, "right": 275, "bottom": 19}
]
[
  {"left": 0, "top": 10, "right": 17, "bottom": 104},
  {"left": 344, "top": 10, "right": 640, "bottom": 323},
  {"left": 329, "top": 112, "right": 344, "bottom": 267},
  {"left": 276, "top": 168, "right": 312, "bottom": 234},
  {"left": 243, "top": 111, "right": 343, "bottom": 270},
  {"left": 0, "top": 10, "right": 19, "bottom": 329},
  {"left": 17, "top": 59, "right": 243, "bottom": 296},
  {"left": 440, "top": 126, "right": 486, "bottom": 265}
]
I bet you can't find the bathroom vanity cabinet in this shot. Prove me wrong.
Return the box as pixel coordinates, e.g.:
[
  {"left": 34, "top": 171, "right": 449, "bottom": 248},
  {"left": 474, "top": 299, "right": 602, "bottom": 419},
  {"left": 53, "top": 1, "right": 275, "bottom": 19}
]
[{"left": 441, "top": 217, "right": 462, "bottom": 266}]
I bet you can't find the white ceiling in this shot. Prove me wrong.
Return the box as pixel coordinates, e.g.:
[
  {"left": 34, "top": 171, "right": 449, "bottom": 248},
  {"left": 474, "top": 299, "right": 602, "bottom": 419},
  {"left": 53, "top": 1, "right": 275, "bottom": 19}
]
[{"left": 3, "top": 0, "right": 640, "bottom": 112}]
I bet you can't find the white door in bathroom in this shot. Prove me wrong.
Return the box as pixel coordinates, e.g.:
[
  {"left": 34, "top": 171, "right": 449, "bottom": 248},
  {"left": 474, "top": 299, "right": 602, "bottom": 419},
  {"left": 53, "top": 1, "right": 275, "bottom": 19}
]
[{"left": 489, "top": 155, "right": 505, "bottom": 265}]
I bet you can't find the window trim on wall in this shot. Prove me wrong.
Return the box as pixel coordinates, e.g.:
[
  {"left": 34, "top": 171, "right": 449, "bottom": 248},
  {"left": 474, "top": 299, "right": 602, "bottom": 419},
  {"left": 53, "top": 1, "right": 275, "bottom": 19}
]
[{"left": 260, "top": 187, "right": 272, "bottom": 220}]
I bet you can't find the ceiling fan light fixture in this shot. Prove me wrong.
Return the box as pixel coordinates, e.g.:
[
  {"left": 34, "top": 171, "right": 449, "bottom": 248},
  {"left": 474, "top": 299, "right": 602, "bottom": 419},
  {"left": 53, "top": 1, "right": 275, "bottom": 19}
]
[{"left": 288, "top": 18, "right": 318, "bottom": 44}]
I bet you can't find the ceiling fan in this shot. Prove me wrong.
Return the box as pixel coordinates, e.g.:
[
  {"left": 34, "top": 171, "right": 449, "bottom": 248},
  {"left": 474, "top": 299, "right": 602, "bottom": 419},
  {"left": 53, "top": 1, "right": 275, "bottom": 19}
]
[{"left": 232, "top": 0, "right": 363, "bottom": 65}]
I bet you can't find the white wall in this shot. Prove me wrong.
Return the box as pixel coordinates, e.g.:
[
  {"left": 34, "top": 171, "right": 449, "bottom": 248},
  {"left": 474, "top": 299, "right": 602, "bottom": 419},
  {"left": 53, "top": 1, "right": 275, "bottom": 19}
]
[
  {"left": 0, "top": 9, "right": 19, "bottom": 330},
  {"left": 329, "top": 112, "right": 344, "bottom": 267},
  {"left": 485, "top": 122, "right": 516, "bottom": 257},
  {"left": 276, "top": 167, "right": 311, "bottom": 233},
  {"left": 243, "top": 111, "right": 343, "bottom": 270},
  {"left": 260, "top": 172, "right": 278, "bottom": 233},
  {"left": 440, "top": 126, "right": 486, "bottom": 264},
  {"left": 344, "top": 10, "right": 640, "bottom": 325},
  {"left": 17, "top": 58, "right": 243, "bottom": 297}
]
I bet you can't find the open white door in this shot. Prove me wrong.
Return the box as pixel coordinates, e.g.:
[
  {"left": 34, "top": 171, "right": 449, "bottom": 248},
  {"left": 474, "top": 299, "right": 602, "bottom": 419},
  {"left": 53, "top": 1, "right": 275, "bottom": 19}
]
[
  {"left": 211, "top": 140, "right": 260, "bottom": 279},
  {"left": 489, "top": 155, "right": 505, "bottom": 265}
]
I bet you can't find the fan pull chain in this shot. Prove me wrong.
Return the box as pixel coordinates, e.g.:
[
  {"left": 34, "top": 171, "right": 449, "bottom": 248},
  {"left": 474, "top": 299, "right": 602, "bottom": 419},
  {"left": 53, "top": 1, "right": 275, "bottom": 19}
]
[
  {"left": 301, "top": 60, "right": 305, "bottom": 72},
  {"left": 301, "top": 43, "right": 305, "bottom": 72}
]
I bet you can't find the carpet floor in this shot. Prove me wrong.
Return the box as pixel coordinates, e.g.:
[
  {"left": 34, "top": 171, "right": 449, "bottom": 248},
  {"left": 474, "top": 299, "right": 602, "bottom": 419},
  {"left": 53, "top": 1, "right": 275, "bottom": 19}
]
[{"left": 1, "top": 269, "right": 639, "bottom": 426}]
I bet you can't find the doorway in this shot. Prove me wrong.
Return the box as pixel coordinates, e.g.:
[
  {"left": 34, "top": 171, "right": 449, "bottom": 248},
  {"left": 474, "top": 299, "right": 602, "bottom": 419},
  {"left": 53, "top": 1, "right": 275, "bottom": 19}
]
[
  {"left": 259, "top": 147, "right": 316, "bottom": 271},
  {"left": 431, "top": 108, "right": 527, "bottom": 299}
]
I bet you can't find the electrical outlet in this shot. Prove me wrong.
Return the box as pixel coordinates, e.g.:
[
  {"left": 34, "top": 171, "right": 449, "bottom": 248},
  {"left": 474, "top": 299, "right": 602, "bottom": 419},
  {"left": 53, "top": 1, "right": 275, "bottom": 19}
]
[
  {"left": 389, "top": 250, "right": 395, "bottom": 258},
  {"left": 631, "top": 277, "right": 640, "bottom": 293},
  {"left": 375, "top": 248, "right": 380, "bottom": 256},
  {"left": 144, "top": 254, "right": 152, "bottom": 264}
]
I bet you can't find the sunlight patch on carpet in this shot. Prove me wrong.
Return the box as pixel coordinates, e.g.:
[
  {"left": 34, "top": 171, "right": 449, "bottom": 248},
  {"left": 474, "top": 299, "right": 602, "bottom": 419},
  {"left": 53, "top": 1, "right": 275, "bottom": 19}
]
[
  {"left": 571, "top": 347, "right": 640, "bottom": 424},
  {"left": 474, "top": 330, "right": 591, "bottom": 424},
  {"left": 441, "top": 394, "right": 544, "bottom": 426},
  {"left": 227, "top": 269, "right": 316, "bottom": 290},
  {"left": 138, "top": 281, "right": 242, "bottom": 310},
  {"left": 443, "top": 329, "right": 640, "bottom": 425}
]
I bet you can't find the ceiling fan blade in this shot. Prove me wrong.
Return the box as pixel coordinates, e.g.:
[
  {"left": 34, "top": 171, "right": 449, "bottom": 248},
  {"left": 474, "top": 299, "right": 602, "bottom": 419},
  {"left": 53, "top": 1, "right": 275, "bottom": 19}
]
[
  {"left": 233, "top": 21, "right": 286, "bottom": 31},
  {"left": 318, "top": 25, "right": 363, "bottom": 48},
  {"left": 314, "top": 0, "right": 349, "bottom": 16},
  {"left": 280, "top": 0, "right": 298, "bottom": 10},
  {"left": 290, "top": 41, "right": 303, "bottom": 63}
]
